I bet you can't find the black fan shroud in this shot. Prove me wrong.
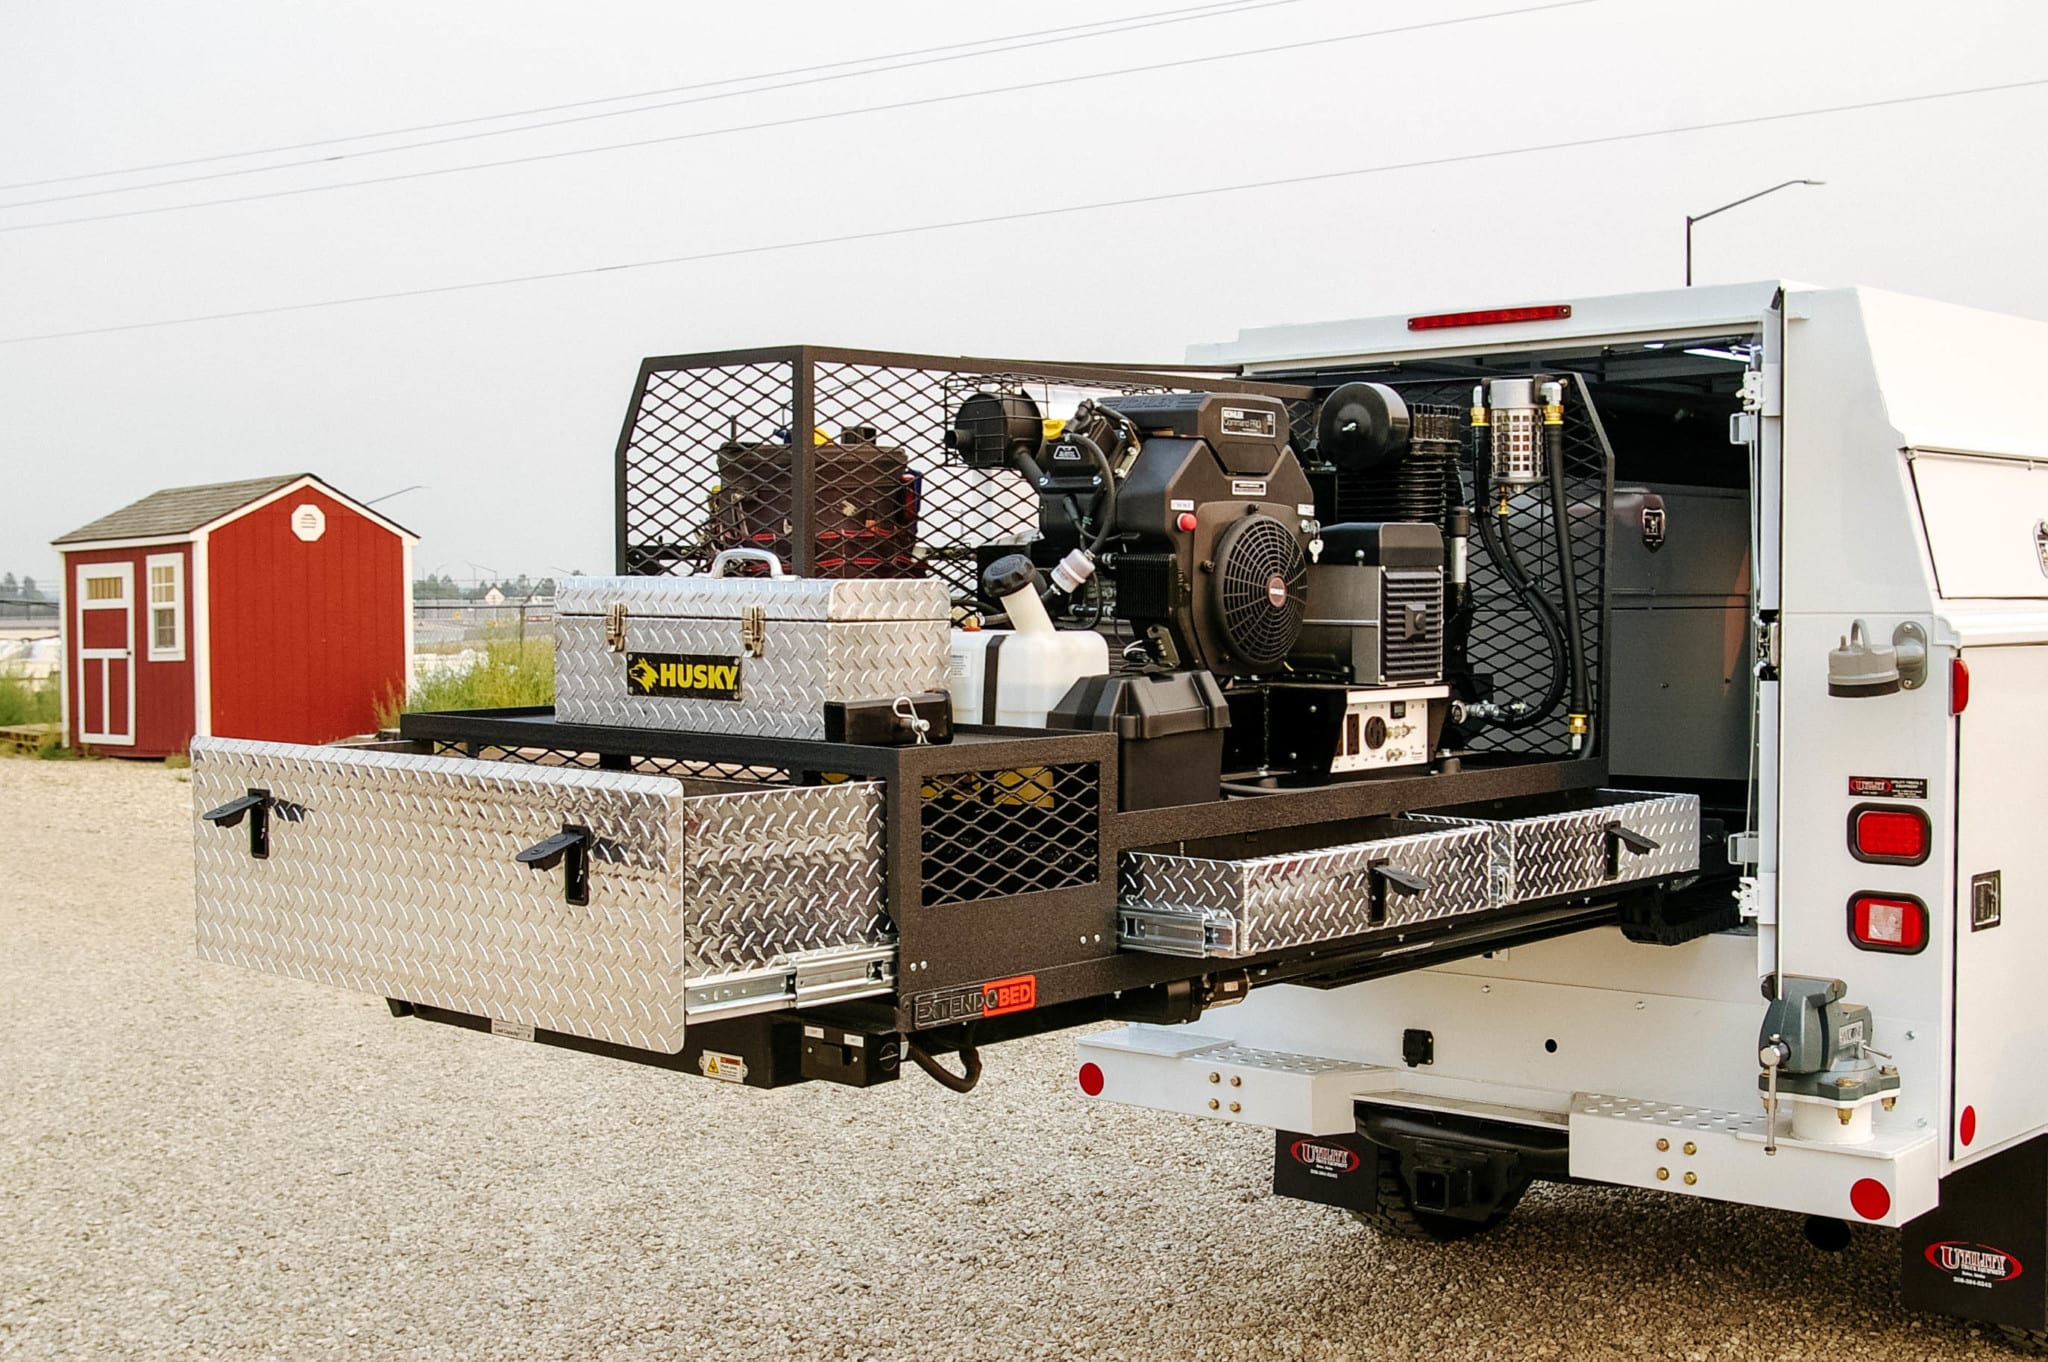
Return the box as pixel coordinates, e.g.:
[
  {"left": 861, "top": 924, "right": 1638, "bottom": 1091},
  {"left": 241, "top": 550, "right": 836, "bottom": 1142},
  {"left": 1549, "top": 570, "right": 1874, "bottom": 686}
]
[{"left": 1209, "top": 514, "right": 1308, "bottom": 668}]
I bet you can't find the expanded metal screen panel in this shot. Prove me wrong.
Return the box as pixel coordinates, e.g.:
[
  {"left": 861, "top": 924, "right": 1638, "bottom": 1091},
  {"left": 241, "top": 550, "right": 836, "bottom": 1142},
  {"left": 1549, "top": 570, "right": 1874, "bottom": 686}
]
[
  {"left": 617, "top": 348, "right": 1308, "bottom": 606},
  {"left": 919, "top": 761, "right": 1100, "bottom": 907},
  {"left": 1366, "top": 375, "right": 1611, "bottom": 760}
]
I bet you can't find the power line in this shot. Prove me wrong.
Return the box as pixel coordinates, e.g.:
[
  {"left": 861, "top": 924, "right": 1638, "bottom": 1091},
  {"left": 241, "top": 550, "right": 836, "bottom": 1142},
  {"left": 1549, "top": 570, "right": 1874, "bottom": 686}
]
[
  {"left": 6, "top": 77, "right": 2040, "bottom": 348},
  {"left": 0, "top": 0, "right": 1297, "bottom": 196},
  {"left": 0, "top": 1, "right": 1591, "bottom": 234}
]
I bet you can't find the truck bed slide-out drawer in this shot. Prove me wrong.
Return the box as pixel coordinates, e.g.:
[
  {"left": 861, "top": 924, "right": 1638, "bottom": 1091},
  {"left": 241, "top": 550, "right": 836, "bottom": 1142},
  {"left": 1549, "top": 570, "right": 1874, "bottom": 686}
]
[
  {"left": 1406, "top": 788, "right": 1701, "bottom": 903},
  {"left": 189, "top": 737, "right": 891, "bottom": 1054},
  {"left": 1118, "top": 816, "right": 1496, "bottom": 958}
]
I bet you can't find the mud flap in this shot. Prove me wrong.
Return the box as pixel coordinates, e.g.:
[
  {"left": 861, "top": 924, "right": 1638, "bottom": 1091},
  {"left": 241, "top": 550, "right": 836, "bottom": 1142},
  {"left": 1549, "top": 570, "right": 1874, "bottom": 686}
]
[
  {"left": 1272, "top": 1129, "right": 1380, "bottom": 1212},
  {"left": 1901, "top": 1135, "right": 2048, "bottom": 1330}
]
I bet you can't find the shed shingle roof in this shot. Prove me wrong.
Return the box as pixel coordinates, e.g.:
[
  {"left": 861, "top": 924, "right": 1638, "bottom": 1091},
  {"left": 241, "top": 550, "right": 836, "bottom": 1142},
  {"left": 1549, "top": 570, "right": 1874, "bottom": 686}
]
[{"left": 52, "top": 474, "right": 310, "bottom": 545}]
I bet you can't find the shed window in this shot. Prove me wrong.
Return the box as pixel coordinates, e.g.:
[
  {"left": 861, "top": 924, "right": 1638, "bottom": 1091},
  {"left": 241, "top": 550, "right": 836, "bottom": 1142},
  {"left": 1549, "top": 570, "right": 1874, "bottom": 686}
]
[
  {"left": 85, "top": 575, "right": 124, "bottom": 602},
  {"left": 146, "top": 554, "right": 185, "bottom": 661}
]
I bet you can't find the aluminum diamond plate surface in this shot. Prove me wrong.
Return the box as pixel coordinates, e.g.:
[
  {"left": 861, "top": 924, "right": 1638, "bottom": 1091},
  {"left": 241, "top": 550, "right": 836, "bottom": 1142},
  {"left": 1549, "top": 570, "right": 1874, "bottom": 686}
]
[
  {"left": 191, "top": 738, "right": 887, "bottom": 1053},
  {"left": 1118, "top": 822, "right": 1496, "bottom": 958},
  {"left": 556, "top": 614, "right": 950, "bottom": 739},
  {"left": 1408, "top": 790, "right": 1700, "bottom": 903},
  {"left": 557, "top": 574, "right": 950, "bottom": 622}
]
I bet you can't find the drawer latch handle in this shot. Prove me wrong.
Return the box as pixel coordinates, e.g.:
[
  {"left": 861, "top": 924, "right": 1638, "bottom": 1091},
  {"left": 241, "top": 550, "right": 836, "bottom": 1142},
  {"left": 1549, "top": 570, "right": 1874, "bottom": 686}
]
[
  {"left": 1367, "top": 861, "right": 1429, "bottom": 925},
  {"left": 517, "top": 824, "right": 593, "bottom": 905},
  {"left": 1604, "top": 823, "right": 1660, "bottom": 879},
  {"left": 203, "top": 787, "right": 303, "bottom": 860}
]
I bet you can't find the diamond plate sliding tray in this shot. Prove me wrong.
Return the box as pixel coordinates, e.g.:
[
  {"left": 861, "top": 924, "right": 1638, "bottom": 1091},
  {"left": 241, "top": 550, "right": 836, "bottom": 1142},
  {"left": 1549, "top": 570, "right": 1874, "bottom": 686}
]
[
  {"left": 1407, "top": 789, "right": 1701, "bottom": 904},
  {"left": 190, "top": 738, "right": 890, "bottom": 1053},
  {"left": 1117, "top": 820, "right": 1497, "bottom": 959}
]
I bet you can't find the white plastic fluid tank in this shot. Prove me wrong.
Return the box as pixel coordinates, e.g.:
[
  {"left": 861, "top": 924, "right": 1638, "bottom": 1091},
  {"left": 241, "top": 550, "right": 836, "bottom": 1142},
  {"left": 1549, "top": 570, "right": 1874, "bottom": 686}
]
[{"left": 946, "top": 556, "right": 1108, "bottom": 727}]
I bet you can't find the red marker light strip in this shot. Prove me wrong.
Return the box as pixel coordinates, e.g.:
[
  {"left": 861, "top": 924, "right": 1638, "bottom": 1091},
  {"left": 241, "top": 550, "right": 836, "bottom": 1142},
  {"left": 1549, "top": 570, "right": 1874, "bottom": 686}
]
[{"left": 1407, "top": 304, "right": 1572, "bottom": 332}]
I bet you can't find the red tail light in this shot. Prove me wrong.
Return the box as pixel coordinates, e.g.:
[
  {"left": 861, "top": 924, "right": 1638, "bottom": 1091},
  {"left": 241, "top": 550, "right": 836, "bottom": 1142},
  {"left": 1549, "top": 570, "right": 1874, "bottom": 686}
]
[
  {"left": 1951, "top": 658, "right": 1971, "bottom": 715},
  {"left": 1849, "top": 804, "right": 1930, "bottom": 865},
  {"left": 1848, "top": 893, "right": 1928, "bottom": 954}
]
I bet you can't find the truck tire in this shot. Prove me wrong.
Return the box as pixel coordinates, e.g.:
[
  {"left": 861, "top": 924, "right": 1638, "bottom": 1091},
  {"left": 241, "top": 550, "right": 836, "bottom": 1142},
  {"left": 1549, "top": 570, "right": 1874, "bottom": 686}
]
[
  {"left": 1345, "top": 1145, "right": 1527, "bottom": 1242},
  {"left": 1997, "top": 1326, "right": 2048, "bottom": 1356}
]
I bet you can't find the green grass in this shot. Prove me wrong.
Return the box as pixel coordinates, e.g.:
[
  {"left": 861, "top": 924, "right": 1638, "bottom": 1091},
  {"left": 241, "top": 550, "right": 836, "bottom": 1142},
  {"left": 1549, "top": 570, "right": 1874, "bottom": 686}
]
[
  {"left": 0, "top": 673, "right": 59, "bottom": 727},
  {"left": 377, "top": 637, "right": 555, "bottom": 729}
]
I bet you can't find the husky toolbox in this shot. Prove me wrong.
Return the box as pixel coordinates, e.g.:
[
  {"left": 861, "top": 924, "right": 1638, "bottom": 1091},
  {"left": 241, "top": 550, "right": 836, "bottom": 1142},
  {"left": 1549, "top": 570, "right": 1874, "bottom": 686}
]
[
  {"left": 554, "top": 551, "right": 951, "bottom": 740},
  {"left": 190, "top": 737, "right": 892, "bottom": 1053}
]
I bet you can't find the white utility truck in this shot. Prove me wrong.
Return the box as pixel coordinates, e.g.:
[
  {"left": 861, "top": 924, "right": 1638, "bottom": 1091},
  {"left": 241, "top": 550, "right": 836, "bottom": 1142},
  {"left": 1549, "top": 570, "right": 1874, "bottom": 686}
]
[{"left": 190, "top": 282, "right": 2048, "bottom": 1344}]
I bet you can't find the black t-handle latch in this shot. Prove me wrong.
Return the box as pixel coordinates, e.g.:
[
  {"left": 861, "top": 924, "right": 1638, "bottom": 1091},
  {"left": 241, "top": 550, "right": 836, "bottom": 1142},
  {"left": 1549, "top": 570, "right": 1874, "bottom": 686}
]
[
  {"left": 517, "top": 824, "right": 593, "bottom": 905},
  {"left": 1367, "top": 861, "right": 1430, "bottom": 925},
  {"left": 1604, "top": 822, "right": 1661, "bottom": 878},
  {"left": 203, "top": 788, "right": 275, "bottom": 859}
]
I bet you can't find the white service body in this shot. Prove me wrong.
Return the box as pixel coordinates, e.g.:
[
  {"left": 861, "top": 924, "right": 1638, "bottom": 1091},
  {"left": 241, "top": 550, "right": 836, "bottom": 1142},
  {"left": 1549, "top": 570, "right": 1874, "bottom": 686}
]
[{"left": 1080, "top": 282, "right": 2048, "bottom": 1230}]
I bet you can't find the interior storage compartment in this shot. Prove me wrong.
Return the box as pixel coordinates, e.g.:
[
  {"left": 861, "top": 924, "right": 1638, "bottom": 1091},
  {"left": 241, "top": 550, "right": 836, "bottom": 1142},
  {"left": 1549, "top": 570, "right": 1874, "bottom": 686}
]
[
  {"left": 1406, "top": 789, "right": 1701, "bottom": 904},
  {"left": 1118, "top": 815, "right": 1496, "bottom": 958},
  {"left": 190, "top": 737, "right": 890, "bottom": 1054}
]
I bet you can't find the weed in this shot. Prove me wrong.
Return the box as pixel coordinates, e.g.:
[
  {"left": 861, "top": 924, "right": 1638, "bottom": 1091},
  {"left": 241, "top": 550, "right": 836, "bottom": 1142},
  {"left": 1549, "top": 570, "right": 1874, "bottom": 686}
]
[{"left": 378, "top": 637, "right": 555, "bottom": 728}]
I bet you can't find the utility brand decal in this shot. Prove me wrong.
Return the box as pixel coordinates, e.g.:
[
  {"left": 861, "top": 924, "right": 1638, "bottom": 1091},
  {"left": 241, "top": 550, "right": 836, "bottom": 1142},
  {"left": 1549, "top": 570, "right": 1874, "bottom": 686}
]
[
  {"left": 626, "top": 652, "right": 743, "bottom": 700},
  {"left": 909, "top": 974, "right": 1039, "bottom": 1029},
  {"left": 1289, "top": 1138, "right": 1362, "bottom": 1178},
  {"left": 1849, "top": 776, "right": 1927, "bottom": 800},
  {"left": 1925, "top": 1240, "right": 2023, "bottom": 1289}
]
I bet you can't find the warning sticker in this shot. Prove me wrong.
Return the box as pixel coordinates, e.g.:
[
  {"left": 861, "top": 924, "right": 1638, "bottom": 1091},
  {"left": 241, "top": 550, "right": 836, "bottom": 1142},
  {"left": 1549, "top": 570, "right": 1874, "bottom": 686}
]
[
  {"left": 1849, "top": 776, "right": 1928, "bottom": 800},
  {"left": 699, "top": 1050, "right": 749, "bottom": 1083}
]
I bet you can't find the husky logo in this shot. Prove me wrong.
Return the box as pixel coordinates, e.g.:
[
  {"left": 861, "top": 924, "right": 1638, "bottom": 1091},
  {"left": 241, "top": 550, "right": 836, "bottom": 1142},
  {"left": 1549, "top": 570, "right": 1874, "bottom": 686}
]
[
  {"left": 1288, "top": 1138, "right": 1362, "bottom": 1178},
  {"left": 1925, "top": 1240, "right": 2023, "bottom": 1287},
  {"left": 2035, "top": 520, "right": 2048, "bottom": 579}
]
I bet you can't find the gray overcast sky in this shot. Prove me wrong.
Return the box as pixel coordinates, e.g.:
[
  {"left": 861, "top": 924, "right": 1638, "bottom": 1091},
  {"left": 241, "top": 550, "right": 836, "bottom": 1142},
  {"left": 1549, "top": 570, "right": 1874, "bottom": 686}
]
[{"left": 4, "top": 0, "right": 2045, "bottom": 586}]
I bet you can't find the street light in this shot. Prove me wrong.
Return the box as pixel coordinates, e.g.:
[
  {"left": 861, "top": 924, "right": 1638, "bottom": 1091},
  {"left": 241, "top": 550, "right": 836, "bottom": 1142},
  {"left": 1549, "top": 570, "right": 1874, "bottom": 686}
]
[{"left": 1686, "top": 179, "right": 1825, "bottom": 286}]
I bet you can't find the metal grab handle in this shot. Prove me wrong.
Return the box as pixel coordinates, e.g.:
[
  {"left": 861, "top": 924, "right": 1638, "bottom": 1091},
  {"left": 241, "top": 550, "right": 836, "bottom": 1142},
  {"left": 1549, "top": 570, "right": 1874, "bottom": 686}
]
[
  {"left": 517, "top": 824, "right": 593, "bottom": 905},
  {"left": 1367, "top": 861, "right": 1430, "bottom": 926},
  {"left": 708, "top": 548, "right": 788, "bottom": 579},
  {"left": 202, "top": 787, "right": 302, "bottom": 860},
  {"left": 1604, "top": 822, "right": 1661, "bottom": 879}
]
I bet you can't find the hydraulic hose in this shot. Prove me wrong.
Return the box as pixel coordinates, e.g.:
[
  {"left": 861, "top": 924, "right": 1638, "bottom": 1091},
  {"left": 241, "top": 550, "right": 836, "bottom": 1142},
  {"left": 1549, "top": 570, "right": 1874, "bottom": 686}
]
[
  {"left": 1470, "top": 423, "right": 1568, "bottom": 731},
  {"left": 1543, "top": 396, "right": 1592, "bottom": 750},
  {"left": 906, "top": 1038, "right": 983, "bottom": 1093}
]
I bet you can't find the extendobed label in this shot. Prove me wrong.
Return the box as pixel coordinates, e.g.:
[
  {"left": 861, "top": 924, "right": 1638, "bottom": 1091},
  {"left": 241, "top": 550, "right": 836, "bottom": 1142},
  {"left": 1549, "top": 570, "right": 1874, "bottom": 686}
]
[
  {"left": 626, "top": 652, "right": 743, "bottom": 700},
  {"left": 1925, "top": 1241, "right": 2024, "bottom": 1289},
  {"left": 910, "top": 974, "right": 1038, "bottom": 1029}
]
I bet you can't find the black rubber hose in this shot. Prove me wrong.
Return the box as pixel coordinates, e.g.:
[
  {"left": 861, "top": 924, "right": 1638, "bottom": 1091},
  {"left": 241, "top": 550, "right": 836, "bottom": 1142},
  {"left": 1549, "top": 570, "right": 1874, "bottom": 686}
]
[
  {"left": 1471, "top": 429, "right": 1568, "bottom": 730},
  {"left": 905, "top": 1038, "right": 983, "bottom": 1093},
  {"left": 1062, "top": 430, "right": 1119, "bottom": 559},
  {"left": 1545, "top": 414, "right": 1592, "bottom": 734}
]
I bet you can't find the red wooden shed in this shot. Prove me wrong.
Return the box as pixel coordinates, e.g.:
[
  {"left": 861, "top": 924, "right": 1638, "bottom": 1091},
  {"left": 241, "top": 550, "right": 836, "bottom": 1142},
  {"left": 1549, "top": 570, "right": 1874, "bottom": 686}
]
[{"left": 51, "top": 473, "right": 416, "bottom": 757}]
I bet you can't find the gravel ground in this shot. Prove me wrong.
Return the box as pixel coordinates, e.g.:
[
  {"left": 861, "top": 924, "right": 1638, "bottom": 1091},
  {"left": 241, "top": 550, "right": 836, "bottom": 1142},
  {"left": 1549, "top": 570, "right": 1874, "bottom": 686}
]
[{"left": 0, "top": 758, "right": 2010, "bottom": 1361}]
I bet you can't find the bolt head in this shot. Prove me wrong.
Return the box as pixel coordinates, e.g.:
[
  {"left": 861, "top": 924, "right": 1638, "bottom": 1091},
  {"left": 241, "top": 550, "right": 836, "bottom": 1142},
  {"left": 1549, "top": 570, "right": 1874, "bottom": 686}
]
[
  {"left": 1656, "top": 1167, "right": 1670, "bottom": 1181},
  {"left": 1683, "top": 1171, "right": 1698, "bottom": 1186},
  {"left": 1683, "top": 1141, "right": 1697, "bottom": 1156},
  {"left": 1207, "top": 1072, "right": 1220, "bottom": 1084},
  {"left": 1656, "top": 1138, "right": 1670, "bottom": 1152},
  {"left": 1206, "top": 1098, "right": 1219, "bottom": 1111}
]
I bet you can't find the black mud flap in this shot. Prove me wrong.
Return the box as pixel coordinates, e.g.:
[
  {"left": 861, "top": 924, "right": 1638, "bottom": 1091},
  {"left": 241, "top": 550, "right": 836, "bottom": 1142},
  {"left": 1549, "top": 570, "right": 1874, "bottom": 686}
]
[
  {"left": 1273, "top": 1129, "right": 1379, "bottom": 1212},
  {"left": 1901, "top": 1134, "right": 2048, "bottom": 1331}
]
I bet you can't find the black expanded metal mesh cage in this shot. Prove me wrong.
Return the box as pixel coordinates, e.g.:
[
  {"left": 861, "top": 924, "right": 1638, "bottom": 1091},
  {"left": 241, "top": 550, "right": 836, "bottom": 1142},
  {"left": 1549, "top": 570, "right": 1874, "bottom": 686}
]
[
  {"left": 615, "top": 346, "right": 1309, "bottom": 605},
  {"left": 919, "top": 761, "right": 1101, "bottom": 908},
  {"left": 1375, "top": 373, "right": 1612, "bottom": 761}
]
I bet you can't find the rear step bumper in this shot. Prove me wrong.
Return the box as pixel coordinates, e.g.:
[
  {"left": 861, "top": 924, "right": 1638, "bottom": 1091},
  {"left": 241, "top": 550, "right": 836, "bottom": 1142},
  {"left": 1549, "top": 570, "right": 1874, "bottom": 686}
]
[{"left": 1076, "top": 1024, "right": 1938, "bottom": 1226}]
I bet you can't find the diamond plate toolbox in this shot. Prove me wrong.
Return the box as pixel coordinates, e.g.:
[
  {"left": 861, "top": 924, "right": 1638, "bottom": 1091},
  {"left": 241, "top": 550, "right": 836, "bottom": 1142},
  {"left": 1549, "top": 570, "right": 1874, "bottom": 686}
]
[
  {"left": 555, "top": 572, "right": 950, "bottom": 739},
  {"left": 1117, "top": 819, "right": 1497, "bottom": 958},
  {"left": 1406, "top": 789, "right": 1701, "bottom": 904},
  {"left": 190, "top": 738, "right": 890, "bottom": 1053}
]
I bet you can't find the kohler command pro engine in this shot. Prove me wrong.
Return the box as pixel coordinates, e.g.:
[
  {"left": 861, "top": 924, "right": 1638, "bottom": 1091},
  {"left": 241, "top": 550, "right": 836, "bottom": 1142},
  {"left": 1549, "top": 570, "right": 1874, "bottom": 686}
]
[{"left": 1092, "top": 392, "right": 1316, "bottom": 676}]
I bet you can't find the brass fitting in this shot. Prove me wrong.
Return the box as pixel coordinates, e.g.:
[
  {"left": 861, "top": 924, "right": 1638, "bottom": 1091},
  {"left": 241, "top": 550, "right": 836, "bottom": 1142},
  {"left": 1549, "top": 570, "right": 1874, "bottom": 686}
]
[
  {"left": 1568, "top": 713, "right": 1589, "bottom": 737},
  {"left": 1542, "top": 402, "right": 1564, "bottom": 427},
  {"left": 1837, "top": 1108, "right": 1854, "bottom": 1126}
]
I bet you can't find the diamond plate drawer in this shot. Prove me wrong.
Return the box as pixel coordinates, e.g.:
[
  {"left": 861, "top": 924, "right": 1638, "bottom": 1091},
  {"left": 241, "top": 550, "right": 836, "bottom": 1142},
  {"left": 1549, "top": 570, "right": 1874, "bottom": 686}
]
[
  {"left": 1406, "top": 789, "right": 1700, "bottom": 904},
  {"left": 1117, "top": 818, "right": 1496, "bottom": 958},
  {"left": 190, "top": 738, "right": 889, "bottom": 1054}
]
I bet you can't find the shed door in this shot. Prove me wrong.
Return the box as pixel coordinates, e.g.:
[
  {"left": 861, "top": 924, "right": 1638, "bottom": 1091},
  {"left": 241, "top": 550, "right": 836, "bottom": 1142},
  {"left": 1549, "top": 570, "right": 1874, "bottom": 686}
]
[{"left": 75, "top": 563, "right": 135, "bottom": 746}]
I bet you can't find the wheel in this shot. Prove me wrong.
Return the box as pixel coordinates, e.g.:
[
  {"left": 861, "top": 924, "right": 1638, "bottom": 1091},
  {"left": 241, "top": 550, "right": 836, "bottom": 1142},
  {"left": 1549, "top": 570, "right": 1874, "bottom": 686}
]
[{"left": 1345, "top": 1145, "right": 1527, "bottom": 1243}]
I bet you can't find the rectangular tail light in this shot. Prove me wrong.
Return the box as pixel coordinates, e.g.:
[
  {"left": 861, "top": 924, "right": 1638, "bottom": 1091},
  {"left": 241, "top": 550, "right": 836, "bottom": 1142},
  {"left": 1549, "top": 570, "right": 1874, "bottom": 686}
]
[
  {"left": 1407, "top": 304, "right": 1572, "bottom": 332},
  {"left": 1848, "top": 893, "right": 1929, "bottom": 954},
  {"left": 1849, "top": 804, "right": 1930, "bottom": 865}
]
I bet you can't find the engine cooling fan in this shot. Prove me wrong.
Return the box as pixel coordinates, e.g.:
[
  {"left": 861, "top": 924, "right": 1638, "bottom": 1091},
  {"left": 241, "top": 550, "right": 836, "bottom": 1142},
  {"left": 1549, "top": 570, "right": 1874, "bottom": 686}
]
[{"left": 1210, "top": 514, "right": 1308, "bottom": 668}]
